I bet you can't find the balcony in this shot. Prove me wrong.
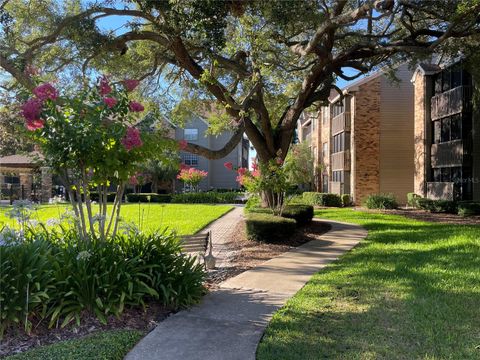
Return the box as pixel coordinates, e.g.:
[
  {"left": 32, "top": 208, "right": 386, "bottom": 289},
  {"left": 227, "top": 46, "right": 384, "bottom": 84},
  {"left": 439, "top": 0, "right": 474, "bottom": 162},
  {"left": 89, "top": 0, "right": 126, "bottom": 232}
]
[
  {"left": 431, "top": 139, "right": 465, "bottom": 167},
  {"left": 331, "top": 112, "right": 351, "bottom": 135},
  {"left": 431, "top": 85, "right": 471, "bottom": 120},
  {"left": 331, "top": 151, "right": 350, "bottom": 171},
  {"left": 426, "top": 182, "right": 455, "bottom": 200}
]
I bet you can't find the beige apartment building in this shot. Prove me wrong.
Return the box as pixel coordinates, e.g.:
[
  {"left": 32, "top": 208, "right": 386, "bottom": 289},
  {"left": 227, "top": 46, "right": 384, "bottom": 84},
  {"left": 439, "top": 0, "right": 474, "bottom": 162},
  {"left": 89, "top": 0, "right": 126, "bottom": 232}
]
[
  {"left": 412, "top": 62, "right": 480, "bottom": 201},
  {"left": 298, "top": 64, "right": 415, "bottom": 205}
]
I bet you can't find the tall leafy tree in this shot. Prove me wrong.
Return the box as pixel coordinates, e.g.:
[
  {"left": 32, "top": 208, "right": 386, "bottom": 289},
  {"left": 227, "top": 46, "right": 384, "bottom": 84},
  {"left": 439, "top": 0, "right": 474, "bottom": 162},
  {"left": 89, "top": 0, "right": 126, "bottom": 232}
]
[{"left": 1, "top": 0, "right": 480, "bottom": 165}]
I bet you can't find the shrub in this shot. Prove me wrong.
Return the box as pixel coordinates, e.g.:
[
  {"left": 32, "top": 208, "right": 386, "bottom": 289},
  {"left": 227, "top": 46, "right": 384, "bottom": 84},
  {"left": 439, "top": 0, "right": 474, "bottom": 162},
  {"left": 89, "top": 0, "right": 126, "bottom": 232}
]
[
  {"left": 364, "top": 194, "right": 398, "bottom": 210},
  {"left": 126, "top": 193, "right": 172, "bottom": 203},
  {"left": 245, "top": 195, "right": 261, "bottom": 211},
  {"left": 407, "top": 193, "right": 422, "bottom": 208},
  {"left": 341, "top": 194, "right": 351, "bottom": 207},
  {"left": 417, "top": 198, "right": 457, "bottom": 214},
  {"left": 457, "top": 202, "right": 480, "bottom": 217},
  {"left": 281, "top": 205, "right": 314, "bottom": 226},
  {"left": 171, "top": 191, "right": 239, "bottom": 204},
  {"left": 302, "top": 192, "right": 342, "bottom": 207},
  {"left": 245, "top": 213, "right": 296, "bottom": 242},
  {"left": 89, "top": 192, "right": 117, "bottom": 202},
  {"left": 0, "top": 228, "right": 205, "bottom": 335}
]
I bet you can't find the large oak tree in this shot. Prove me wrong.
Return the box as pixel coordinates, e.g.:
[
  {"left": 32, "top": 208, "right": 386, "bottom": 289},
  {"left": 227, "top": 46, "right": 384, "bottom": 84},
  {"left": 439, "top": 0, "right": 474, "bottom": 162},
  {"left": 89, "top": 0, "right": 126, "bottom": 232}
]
[{"left": 1, "top": 0, "right": 480, "bottom": 163}]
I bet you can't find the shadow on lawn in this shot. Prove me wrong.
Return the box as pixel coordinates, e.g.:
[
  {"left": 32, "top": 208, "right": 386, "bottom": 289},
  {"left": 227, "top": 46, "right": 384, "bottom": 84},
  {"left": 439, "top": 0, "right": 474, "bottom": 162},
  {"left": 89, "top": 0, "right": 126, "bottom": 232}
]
[{"left": 257, "top": 218, "right": 480, "bottom": 360}]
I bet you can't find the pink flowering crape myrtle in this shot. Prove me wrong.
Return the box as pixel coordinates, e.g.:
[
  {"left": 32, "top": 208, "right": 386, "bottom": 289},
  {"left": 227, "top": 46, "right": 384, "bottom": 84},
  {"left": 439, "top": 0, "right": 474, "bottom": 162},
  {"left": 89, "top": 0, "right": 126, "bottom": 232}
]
[
  {"left": 33, "top": 83, "right": 58, "bottom": 101},
  {"left": 103, "top": 97, "right": 117, "bottom": 108},
  {"left": 122, "top": 127, "right": 143, "bottom": 151},
  {"left": 21, "top": 98, "right": 43, "bottom": 121},
  {"left": 99, "top": 75, "right": 112, "bottom": 96},
  {"left": 129, "top": 101, "right": 144, "bottom": 112},
  {"left": 224, "top": 162, "right": 233, "bottom": 170}
]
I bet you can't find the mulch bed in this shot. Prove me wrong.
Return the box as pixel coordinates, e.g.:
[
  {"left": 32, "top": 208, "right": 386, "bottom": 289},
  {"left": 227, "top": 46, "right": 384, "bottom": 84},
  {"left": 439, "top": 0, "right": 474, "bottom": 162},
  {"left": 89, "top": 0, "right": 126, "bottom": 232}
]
[
  {"left": 206, "top": 219, "right": 332, "bottom": 285},
  {"left": 382, "top": 208, "right": 480, "bottom": 225},
  {"left": 1, "top": 219, "right": 331, "bottom": 358},
  {"left": 1, "top": 303, "right": 171, "bottom": 358}
]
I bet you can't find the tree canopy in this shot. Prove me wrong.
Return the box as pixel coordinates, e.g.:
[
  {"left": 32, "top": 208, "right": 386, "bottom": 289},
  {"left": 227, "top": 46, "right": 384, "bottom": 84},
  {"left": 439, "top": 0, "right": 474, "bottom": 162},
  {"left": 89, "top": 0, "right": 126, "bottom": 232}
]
[{"left": 1, "top": 0, "right": 480, "bottom": 162}]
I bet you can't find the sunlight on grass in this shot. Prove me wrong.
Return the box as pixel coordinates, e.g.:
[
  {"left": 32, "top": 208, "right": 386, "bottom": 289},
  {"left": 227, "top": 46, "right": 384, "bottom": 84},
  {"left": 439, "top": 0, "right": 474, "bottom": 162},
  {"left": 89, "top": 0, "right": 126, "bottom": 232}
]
[
  {"left": 257, "top": 208, "right": 480, "bottom": 360},
  {"left": 0, "top": 203, "right": 232, "bottom": 235}
]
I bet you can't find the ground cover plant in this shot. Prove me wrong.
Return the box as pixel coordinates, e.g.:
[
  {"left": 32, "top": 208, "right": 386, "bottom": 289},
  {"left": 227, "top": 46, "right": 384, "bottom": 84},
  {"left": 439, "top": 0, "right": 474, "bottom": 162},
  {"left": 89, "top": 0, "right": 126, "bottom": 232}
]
[
  {"left": 0, "top": 203, "right": 232, "bottom": 236},
  {"left": 257, "top": 208, "right": 480, "bottom": 359}
]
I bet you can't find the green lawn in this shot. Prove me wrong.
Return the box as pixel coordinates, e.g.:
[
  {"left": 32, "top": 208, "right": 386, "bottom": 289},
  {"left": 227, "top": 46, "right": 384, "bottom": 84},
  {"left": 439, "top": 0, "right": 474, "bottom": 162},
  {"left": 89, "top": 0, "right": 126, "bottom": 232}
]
[
  {"left": 0, "top": 203, "right": 232, "bottom": 235},
  {"left": 257, "top": 208, "right": 480, "bottom": 360},
  {"left": 6, "top": 330, "right": 143, "bottom": 360}
]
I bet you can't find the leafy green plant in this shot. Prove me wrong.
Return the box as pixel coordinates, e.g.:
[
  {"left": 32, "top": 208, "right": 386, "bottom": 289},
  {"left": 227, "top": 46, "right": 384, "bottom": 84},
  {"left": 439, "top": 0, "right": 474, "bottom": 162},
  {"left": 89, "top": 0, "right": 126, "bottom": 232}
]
[
  {"left": 407, "top": 193, "right": 422, "bottom": 208},
  {"left": 0, "top": 227, "right": 205, "bottom": 336},
  {"left": 417, "top": 198, "right": 457, "bottom": 214},
  {"left": 341, "top": 194, "right": 351, "bottom": 207},
  {"left": 302, "top": 192, "right": 342, "bottom": 207},
  {"left": 457, "top": 201, "right": 480, "bottom": 217},
  {"left": 363, "top": 194, "right": 398, "bottom": 210},
  {"left": 245, "top": 212, "right": 296, "bottom": 242}
]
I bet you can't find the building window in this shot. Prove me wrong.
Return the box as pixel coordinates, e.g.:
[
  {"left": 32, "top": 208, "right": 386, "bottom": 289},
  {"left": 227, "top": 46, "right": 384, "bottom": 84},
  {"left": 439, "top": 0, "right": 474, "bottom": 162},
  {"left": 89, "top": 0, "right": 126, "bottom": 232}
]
[
  {"left": 433, "top": 114, "right": 463, "bottom": 144},
  {"left": 3, "top": 175, "right": 20, "bottom": 184},
  {"left": 322, "top": 174, "right": 329, "bottom": 192},
  {"left": 184, "top": 128, "right": 198, "bottom": 141},
  {"left": 322, "top": 107, "right": 329, "bottom": 124},
  {"left": 332, "top": 170, "right": 344, "bottom": 183},
  {"left": 182, "top": 153, "right": 199, "bottom": 166},
  {"left": 332, "top": 100, "right": 344, "bottom": 118},
  {"left": 332, "top": 133, "right": 346, "bottom": 153}
]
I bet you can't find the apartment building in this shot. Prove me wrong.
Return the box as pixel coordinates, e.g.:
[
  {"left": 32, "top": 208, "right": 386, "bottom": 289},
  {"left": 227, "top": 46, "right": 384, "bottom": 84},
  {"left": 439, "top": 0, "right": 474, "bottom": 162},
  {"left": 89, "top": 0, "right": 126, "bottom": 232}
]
[
  {"left": 412, "top": 62, "right": 480, "bottom": 201},
  {"left": 298, "top": 64, "right": 415, "bottom": 204},
  {"left": 175, "top": 117, "right": 249, "bottom": 191}
]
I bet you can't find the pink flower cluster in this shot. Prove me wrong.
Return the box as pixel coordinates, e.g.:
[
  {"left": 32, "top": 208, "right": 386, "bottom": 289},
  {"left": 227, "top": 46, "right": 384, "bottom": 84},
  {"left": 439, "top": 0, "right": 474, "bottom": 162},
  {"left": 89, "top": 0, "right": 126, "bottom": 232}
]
[
  {"left": 224, "top": 162, "right": 233, "bottom": 170},
  {"left": 33, "top": 83, "right": 58, "bottom": 101},
  {"left": 177, "top": 167, "right": 208, "bottom": 182},
  {"left": 178, "top": 140, "right": 188, "bottom": 150},
  {"left": 129, "top": 101, "right": 144, "bottom": 112},
  {"left": 21, "top": 82, "right": 58, "bottom": 131},
  {"left": 121, "top": 127, "right": 143, "bottom": 151},
  {"left": 99, "top": 75, "right": 112, "bottom": 96},
  {"left": 103, "top": 97, "right": 117, "bottom": 108}
]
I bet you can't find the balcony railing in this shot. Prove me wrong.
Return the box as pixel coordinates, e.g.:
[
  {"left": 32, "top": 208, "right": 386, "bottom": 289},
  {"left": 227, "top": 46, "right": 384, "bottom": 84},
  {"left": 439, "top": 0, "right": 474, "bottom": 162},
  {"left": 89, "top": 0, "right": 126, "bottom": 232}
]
[
  {"left": 331, "top": 151, "right": 350, "bottom": 171},
  {"left": 431, "top": 85, "right": 471, "bottom": 120},
  {"left": 426, "top": 182, "right": 456, "bottom": 200},
  {"left": 331, "top": 112, "right": 351, "bottom": 135},
  {"left": 431, "top": 139, "right": 464, "bottom": 167}
]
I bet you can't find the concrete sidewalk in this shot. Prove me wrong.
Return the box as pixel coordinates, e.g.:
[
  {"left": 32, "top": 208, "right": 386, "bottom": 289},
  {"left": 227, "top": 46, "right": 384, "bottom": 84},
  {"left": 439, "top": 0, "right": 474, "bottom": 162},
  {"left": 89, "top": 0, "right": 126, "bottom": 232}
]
[{"left": 125, "top": 220, "right": 367, "bottom": 360}]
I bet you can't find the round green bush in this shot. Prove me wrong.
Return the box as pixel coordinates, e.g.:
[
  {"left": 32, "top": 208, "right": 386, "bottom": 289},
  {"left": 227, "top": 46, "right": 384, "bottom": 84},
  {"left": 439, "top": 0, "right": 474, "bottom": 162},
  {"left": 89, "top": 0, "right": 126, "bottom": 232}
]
[
  {"left": 302, "top": 192, "right": 342, "bottom": 207},
  {"left": 245, "top": 213, "right": 296, "bottom": 242},
  {"left": 281, "top": 204, "right": 314, "bottom": 226},
  {"left": 363, "top": 193, "right": 398, "bottom": 209}
]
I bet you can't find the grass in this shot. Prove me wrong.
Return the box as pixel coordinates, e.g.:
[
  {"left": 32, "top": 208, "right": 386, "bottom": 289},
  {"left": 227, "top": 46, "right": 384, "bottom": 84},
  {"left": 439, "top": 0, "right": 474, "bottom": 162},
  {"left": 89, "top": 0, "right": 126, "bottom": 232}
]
[
  {"left": 5, "top": 330, "right": 143, "bottom": 360},
  {"left": 257, "top": 208, "right": 480, "bottom": 360},
  {"left": 0, "top": 203, "right": 232, "bottom": 235}
]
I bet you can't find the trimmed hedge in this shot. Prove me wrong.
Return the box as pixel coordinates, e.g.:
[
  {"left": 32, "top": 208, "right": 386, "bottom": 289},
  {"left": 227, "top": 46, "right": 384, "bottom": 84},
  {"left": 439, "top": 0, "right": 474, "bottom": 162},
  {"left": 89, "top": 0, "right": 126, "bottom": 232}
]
[
  {"left": 458, "top": 202, "right": 480, "bottom": 217},
  {"left": 245, "top": 213, "right": 296, "bottom": 242},
  {"left": 364, "top": 193, "right": 398, "bottom": 210},
  {"left": 171, "top": 192, "right": 240, "bottom": 204},
  {"left": 126, "top": 193, "right": 172, "bottom": 203},
  {"left": 281, "top": 205, "right": 314, "bottom": 226},
  {"left": 341, "top": 194, "right": 351, "bottom": 207},
  {"left": 302, "top": 192, "right": 342, "bottom": 207},
  {"left": 417, "top": 198, "right": 458, "bottom": 214}
]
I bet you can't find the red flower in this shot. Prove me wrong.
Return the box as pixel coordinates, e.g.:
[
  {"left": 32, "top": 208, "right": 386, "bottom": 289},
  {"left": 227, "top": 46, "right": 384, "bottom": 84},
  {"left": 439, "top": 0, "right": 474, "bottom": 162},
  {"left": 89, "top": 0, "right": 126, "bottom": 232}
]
[
  {"left": 237, "top": 167, "right": 247, "bottom": 176},
  {"left": 129, "top": 101, "right": 144, "bottom": 112},
  {"left": 276, "top": 158, "right": 284, "bottom": 165},
  {"left": 98, "top": 75, "right": 112, "bottom": 96},
  {"left": 123, "top": 79, "right": 140, "bottom": 92},
  {"left": 103, "top": 97, "right": 117, "bottom": 108},
  {"left": 21, "top": 98, "right": 43, "bottom": 121},
  {"left": 178, "top": 139, "right": 188, "bottom": 150},
  {"left": 25, "top": 118, "right": 45, "bottom": 131},
  {"left": 121, "top": 127, "right": 143, "bottom": 151},
  {"left": 224, "top": 162, "right": 233, "bottom": 170},
  {"left": 33, "top": 83, "right": 58, "bottom": 101}
]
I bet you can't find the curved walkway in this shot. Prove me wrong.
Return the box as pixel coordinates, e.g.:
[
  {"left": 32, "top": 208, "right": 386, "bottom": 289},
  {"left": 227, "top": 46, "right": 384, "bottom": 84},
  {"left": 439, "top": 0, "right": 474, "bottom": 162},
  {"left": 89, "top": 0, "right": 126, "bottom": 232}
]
[{"left": 125, "top": 219, "right": 367, "bottom": 360}]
